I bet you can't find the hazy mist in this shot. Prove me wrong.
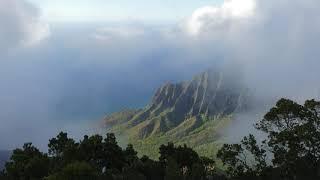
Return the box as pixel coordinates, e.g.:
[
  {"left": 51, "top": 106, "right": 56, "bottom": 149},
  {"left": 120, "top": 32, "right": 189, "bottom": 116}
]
[{"left": 1, "top": 0, "right": 320, "bottom": 150}]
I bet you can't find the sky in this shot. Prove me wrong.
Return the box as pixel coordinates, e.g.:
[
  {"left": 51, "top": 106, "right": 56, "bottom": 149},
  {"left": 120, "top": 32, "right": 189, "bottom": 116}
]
[
  {"left": 1, "top": 0, "right": 320, "bottom": 150},
  {"left": 28, "top": 0, "right": 224, "bottom": 22}
]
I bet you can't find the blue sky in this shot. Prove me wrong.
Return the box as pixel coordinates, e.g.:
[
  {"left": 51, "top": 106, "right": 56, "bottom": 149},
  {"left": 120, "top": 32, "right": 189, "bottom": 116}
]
[{"left": 29, "top": 0, "right": 223, "bottom": 22}]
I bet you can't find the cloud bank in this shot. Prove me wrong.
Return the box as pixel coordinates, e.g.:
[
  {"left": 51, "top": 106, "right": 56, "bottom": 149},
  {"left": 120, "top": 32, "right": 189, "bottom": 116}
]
[
  {"left": 1, "top": 0, "right": 320, "bottom": 149},
  {"left": 181, "top": 0, "right": 320, "bottom": 139},
  {"left": 180, "top": 0, "right": 320, "bottom": 101},
  {"left": 0, "top": 0, "right": 50, "bottom": 52}
]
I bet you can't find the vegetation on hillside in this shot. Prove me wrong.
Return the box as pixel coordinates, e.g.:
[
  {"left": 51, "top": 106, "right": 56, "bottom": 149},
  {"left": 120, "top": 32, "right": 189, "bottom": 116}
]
[
  {"left": 1, "top": 98, "right": 320, "bottom": 179},
  {"left": 124, "top": 115, "right": 232, "bottom": 159},
  {"left": 104, "top": 70, "right": 250, "bottom": 159}
]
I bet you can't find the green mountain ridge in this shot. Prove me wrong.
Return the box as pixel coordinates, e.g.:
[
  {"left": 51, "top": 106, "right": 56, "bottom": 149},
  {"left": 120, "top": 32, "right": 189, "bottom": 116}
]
[{"left": 103, "top": 69, "right": 251, "bottom": 158}]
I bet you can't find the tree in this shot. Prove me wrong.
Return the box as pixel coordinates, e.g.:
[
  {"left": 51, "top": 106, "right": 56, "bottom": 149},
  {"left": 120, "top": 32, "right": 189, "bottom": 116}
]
[
  {"left": 101, "top": 133, "right": 126, "bottom": 172},
  {"left": 124, "top": 144, "right": 138, "bottom": 165},
  {"left": 188, "top": 163, "right": 206, "bottom": 180},
  {"left": 139, "top": 155, "right": 164, "bottom": 180},
  {"left": 5, "top": 143, "right": 50, "bottom": 179},
  {"left": 164, "top": 157, "right": 182, "bottom": 180},
  {"left": 45, "top": 161, "right": 98, "bottom": 180},
  {"left": 160, "top": 143, "right": 200, "bottom": 170},
  {"left": 78, "top": 134, "right": 104, "bottom": 170},
  {"left": 48, "top": 132, "right": 78, "bottom": 157},
  {"left": 200, "top": 157, "right": 216, "bottom": 177},
  {"left": 160, "top": 142, "right": 211, "bottom": 179},
  {"left": 217, "top": 98, "right": 320, "bottom": 179},
  {"left": 1, "top": 130, "right": 220, "bottom": 179}
]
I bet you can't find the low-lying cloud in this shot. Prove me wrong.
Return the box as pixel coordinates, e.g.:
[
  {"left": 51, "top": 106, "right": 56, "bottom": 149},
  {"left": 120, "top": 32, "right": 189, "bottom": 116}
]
[
  {"left": 1, "top": 0, "right": 320, "bottom": 149},
  {"left": 180, "top": 0, "right": 320, "bottom": 101}
]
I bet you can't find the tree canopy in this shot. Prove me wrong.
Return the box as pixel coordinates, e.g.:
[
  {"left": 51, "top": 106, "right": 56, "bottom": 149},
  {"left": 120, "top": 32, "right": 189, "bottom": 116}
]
[
  {"left": 217, "top": 98, "right": 320, "bottom": 180},
  {"left": 1, "top": 132, "right": 216, "bottom": 179}
]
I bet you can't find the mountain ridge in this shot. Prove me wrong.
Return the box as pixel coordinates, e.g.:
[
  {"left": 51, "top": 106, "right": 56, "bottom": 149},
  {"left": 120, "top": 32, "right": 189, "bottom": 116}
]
[{"left": 104, "top": 68, "right": 251, "bottom": 158}]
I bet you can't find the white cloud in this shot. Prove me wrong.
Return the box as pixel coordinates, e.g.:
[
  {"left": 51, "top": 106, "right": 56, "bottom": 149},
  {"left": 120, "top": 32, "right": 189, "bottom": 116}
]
[
  {"left": 223, "top": 0, "right": 256, "bottom": 18},
  {"left": 181, "top": 0, "right": 320, "bottom": 100},
  {"left": 0, "top": 0, "right": 50, "bottom": 51},
  {"left": 185, "top": 0, "right": 256, "bottom": 35}
]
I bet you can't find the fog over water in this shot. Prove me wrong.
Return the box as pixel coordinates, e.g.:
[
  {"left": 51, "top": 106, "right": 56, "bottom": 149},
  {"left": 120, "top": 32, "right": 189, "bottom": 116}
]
[{"left": 1, "top": 0, "right": 320, "bottom": 150}]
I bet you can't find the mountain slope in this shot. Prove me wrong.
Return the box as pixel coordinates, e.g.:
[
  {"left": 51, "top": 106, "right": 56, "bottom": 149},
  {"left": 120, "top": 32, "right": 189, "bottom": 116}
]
[{"left": 104, "top": 69, "right": 251, "bottom": 158}]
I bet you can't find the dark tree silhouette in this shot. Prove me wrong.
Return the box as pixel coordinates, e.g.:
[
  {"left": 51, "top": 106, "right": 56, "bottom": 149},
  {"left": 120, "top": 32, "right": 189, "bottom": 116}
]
[
  {"left": 5, "top": 143, "right": 50, "bottom": 179},
  {"left": 217, "top": 98, "right": 320, "bottom": 180}
]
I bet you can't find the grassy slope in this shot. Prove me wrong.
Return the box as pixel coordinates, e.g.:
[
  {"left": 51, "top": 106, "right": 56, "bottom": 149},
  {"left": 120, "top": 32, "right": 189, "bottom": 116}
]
[{"left": 110, "top": 115, "right": 232, "bottom": 160}]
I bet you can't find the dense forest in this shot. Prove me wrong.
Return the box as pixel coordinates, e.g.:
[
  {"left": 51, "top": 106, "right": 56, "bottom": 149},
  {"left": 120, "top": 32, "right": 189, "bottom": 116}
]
[{"left": 1, "top": 98, "right": 320, "bottom": 180}]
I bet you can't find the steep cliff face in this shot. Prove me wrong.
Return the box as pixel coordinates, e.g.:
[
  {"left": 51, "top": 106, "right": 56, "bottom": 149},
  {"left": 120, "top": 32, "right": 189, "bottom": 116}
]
[
  {"left": 104, "top": 69, "right": 251, "bottom": 143},
  {"left": 150, "top": 69, "right": 249, "bottom": 120}
]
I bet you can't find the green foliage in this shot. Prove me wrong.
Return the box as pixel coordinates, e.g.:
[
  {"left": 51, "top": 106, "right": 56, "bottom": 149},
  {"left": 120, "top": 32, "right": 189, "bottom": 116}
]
[
  {"left": 159, "top": 143, "right": 200, "bottom": 169},
  {"left": 78, "top": 134, "right": 104, "bottom": 169},
  {"left": 5, "top": 143, "right": 50, "bottom": 179},
  {"left": 113, "top": 115, "right": 231, "bottom": 159},
  {"left": 46, "top": 161, "right": 98, "bottom": 180},
  {"left": 217, "top": 98, "right": 320, "bottom": 179},
  {"left": 164, "top": 157, "right": 182, "bottom": 180},
  {"left": 2, "top": 132, "right": 217, "bottom": 180},
  {"left": 160, "top": 142, "right": 214, "bottom": 180}
]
